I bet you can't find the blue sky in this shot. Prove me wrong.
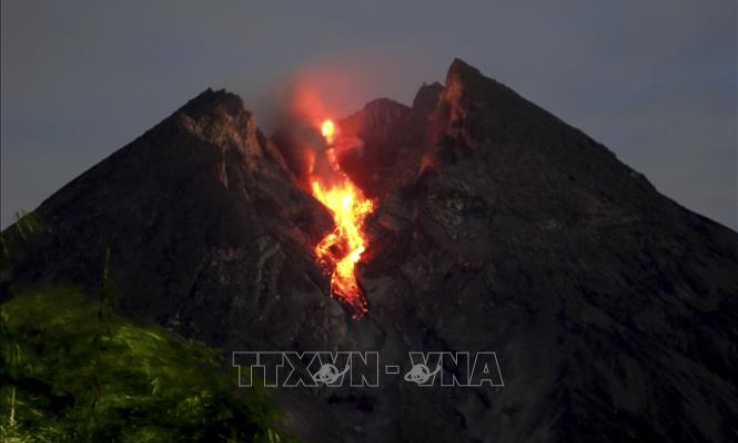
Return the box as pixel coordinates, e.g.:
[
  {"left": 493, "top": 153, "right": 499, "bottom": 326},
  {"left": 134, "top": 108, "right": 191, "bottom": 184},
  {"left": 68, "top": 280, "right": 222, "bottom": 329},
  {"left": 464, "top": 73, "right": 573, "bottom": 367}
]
[{"left": 1, "top": 1, "right": 736, "bottom": 228}]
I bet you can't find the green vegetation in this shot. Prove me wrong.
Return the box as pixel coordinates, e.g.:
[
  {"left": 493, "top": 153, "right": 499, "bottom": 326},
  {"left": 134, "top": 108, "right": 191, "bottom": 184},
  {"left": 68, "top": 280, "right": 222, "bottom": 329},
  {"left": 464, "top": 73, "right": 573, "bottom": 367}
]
[
  {"left": 0, "top": 287, "right": 294, "bottom": 443},
  {"left": 1, "top": 211, "right": 50, "bottom": 291},
  {"left": 0, "top": 211, "right": 48, "bottom": 260}
]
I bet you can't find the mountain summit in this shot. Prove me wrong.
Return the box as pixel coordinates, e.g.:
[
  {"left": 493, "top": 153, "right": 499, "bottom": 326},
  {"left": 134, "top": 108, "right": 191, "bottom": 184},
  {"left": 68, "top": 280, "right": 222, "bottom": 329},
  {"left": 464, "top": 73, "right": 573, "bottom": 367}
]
[{"left": 3, "top": 59, "right": 737, "bottom": 443}]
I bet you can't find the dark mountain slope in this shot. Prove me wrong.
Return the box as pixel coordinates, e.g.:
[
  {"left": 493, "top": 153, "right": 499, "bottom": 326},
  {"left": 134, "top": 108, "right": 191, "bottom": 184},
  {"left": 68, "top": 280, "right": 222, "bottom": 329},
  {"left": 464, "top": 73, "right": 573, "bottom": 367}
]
[{"left": 359, "top": 59, "right": 738, "bottom": 442}]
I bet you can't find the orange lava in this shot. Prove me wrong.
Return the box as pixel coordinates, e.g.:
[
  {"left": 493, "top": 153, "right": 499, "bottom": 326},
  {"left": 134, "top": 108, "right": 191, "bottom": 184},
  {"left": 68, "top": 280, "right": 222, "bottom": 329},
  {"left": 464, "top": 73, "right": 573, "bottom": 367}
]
[{"left": 311, "top": 120, "right": 374, "bottom": 318}]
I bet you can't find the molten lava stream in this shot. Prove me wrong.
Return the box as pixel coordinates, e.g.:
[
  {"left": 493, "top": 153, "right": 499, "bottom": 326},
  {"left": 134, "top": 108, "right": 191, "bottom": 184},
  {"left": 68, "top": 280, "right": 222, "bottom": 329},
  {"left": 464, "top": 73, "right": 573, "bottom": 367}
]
[
  {"left": 312, "top": 178, "right": 374, "bottom": 318},
  {"left": 311, "top": 119, "right": 374, "bottom": 317}
]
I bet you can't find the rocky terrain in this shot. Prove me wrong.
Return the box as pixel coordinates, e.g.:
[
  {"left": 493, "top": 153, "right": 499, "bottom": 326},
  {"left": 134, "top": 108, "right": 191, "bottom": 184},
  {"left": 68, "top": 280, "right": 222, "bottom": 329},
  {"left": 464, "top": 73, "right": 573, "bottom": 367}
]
[{"left": 2, "top": 59, "right": 737, "bottom": 443}]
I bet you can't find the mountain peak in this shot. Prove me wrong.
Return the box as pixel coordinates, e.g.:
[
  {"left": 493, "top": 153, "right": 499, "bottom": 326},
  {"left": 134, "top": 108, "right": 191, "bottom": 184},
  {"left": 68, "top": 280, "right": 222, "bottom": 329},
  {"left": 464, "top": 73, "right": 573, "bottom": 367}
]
[
  {"left": 168, "top": 88, "right": 269, "bottom": 168},
  {"left": 412, "top": 81, "right": 443, "bottom": 114},
  {"left": 179, "top": 87, "right": 245, "bottom": 120},
  {"left": 446, "top": 57, "right": 481, "bottom": 80}
]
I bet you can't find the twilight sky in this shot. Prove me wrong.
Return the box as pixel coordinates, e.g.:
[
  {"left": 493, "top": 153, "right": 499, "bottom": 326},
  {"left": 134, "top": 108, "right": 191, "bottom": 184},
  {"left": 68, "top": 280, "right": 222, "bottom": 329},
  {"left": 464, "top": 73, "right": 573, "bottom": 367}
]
[{"left": 1, "top": 1, "right": 736, "bottom": 228}]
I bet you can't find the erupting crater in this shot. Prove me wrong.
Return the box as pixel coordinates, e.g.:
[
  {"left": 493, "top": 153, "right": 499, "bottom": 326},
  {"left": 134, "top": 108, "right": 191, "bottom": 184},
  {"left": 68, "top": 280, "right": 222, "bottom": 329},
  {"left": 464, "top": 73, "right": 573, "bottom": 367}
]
[{"left": 310, "top": 119, "right": 374, "bottom": 318}]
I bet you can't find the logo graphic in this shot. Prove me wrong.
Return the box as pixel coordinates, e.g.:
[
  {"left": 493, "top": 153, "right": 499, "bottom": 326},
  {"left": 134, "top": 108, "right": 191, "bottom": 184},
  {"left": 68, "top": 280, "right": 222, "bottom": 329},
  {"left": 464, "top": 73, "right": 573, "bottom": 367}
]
[
  {"left": 403, "top": 363, "right": 442, "bottom": 385},
  {"left": 312, "top": 362, "right": 351, "bottom": 385}
]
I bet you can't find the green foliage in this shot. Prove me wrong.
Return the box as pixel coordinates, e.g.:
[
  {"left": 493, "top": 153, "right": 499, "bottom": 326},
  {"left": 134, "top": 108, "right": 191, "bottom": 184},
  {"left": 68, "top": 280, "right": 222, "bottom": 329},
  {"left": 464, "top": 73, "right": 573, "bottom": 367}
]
[
  {"left": 10, "top": 211, "right": 46, "bottom": 242},
  {"left": 1, "top": 211, "right": 49, "bottom": 260},
  {"left": 0, "top": 211, "right": 50, "bottom": 289},
  {"left": 0, "top": 288, "right": 296, "bottom": 443}
]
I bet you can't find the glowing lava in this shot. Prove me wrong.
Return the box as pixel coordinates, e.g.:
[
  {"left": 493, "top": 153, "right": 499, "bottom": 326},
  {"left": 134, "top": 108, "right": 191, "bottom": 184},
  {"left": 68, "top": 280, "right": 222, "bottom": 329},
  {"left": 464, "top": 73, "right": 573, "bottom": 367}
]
[
  {"left": 321, "top": 119, "right": 336, "bottom": 144},
  {"left": 311, "top": 119, "right": 374, "bottom": 318}
]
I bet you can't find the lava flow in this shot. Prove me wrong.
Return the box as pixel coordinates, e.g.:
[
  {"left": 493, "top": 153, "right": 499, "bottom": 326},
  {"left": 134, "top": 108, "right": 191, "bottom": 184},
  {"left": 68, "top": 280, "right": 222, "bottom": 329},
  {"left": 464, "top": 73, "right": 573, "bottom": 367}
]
[{"left": 311, "top": 119, "right": 374, "bottom": 318}]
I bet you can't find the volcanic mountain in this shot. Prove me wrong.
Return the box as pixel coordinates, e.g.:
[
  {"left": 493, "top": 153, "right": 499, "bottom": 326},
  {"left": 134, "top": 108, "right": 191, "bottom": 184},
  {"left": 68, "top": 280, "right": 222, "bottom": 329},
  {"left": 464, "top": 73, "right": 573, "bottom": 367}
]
[{"left": 2, "top": 59, "right": 737, "bottom": 443}]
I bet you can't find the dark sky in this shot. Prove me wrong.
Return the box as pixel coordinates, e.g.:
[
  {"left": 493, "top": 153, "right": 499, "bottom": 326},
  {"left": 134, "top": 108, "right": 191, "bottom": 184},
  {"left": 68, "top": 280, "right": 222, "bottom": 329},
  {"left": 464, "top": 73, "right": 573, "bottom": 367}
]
[{"left": 2, "top": 1, "right": 736, "bottom": 229}]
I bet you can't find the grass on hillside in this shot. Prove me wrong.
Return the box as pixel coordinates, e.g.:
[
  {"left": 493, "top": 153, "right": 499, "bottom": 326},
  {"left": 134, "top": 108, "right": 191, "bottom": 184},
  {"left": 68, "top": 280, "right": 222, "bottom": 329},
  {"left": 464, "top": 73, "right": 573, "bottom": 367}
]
[{"left": 0, "top": 287, "right": 294, "bottom": 443}]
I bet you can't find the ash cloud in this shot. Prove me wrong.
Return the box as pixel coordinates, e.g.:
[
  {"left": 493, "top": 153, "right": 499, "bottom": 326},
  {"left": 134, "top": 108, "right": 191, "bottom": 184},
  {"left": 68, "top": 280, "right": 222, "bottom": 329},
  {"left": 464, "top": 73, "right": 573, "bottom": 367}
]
[{"left": 255, "top": 78, "right": 339, "bottom": 186}]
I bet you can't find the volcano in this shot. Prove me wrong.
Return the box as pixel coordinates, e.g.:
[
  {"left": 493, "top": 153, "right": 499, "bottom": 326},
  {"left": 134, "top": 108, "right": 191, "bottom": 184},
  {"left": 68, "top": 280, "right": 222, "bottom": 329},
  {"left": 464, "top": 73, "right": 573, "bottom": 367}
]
[{"left": 2, "top": 59, "right": 737, "bottom": 443}]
